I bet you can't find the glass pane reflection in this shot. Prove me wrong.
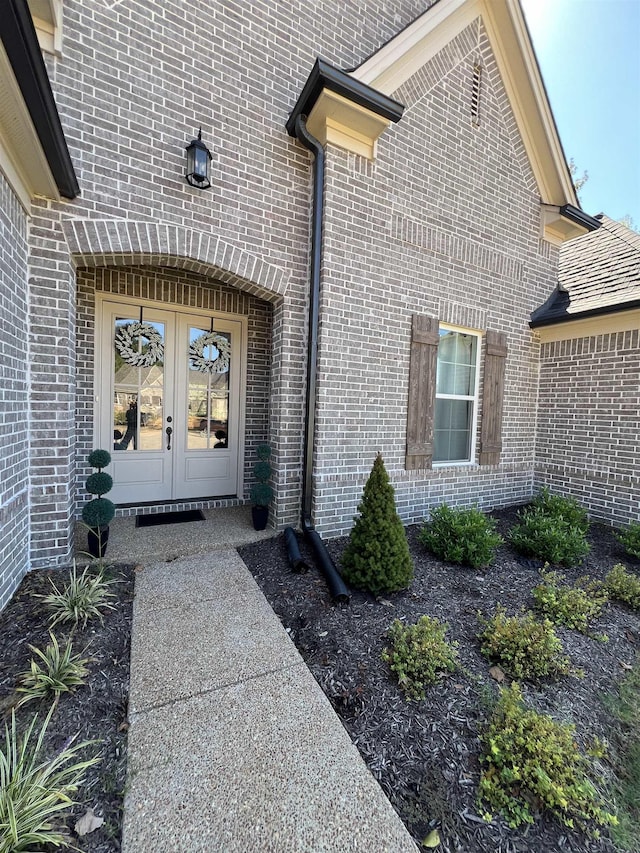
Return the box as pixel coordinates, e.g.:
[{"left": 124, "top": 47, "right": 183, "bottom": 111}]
[
  {"left": 187, "top": 325, "right": 230, "bottom": 451},
  {"left": 113, "top": 317, "right": 164, "bottom": 452}
]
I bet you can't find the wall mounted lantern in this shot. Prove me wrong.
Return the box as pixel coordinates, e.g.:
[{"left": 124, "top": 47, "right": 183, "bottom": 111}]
[{"left": 185, "top": 128, "right": 212, "bottom": 189}]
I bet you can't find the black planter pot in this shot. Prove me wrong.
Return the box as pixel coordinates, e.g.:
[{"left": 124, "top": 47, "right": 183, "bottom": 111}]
[
  {"left": 251, "top": 506, "right": 269, "bottom": 531},
  {"left": 88, "top": 525, "right": 110, "bottom": 558}
]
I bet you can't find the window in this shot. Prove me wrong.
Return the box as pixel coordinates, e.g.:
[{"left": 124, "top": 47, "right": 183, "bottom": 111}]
[
  {"left": 433, "top": 327, "right": 480, "bottom": 463},
  {"left": 405, "top": 315, "right": 507, "bottom": 470}
]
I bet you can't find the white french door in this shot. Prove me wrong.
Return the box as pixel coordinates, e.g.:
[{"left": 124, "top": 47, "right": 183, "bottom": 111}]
[{"left": 97, "top": 298, "right": 245, "bottom": 504}]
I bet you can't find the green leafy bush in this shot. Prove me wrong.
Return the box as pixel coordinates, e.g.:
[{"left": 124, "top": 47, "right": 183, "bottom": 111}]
[
  {"left": 419, "top": 504, "right": 503, "bottom": 569},
  {"left": 341, "top": 454, "right": 413, "bottom": 594},
  {"left": 40, "top": 563, "right": 116, "bottom": 629},
  {"left": 605, "top": 563, "right": 640, "bottom": 609},
  {"left": 87, "top": 448, "right": 111, "bottom": 470},
  {"left": 0, "top": 704, "right": 100, "bottom": 852},
  {"left": 256, "top": 443, "right": 271, "bottom": 461},
  {"left": 15, "top": 633, "right": 90, "bottom": 708},
  {"left": 532, "top": 568, "right": 608, "bottom": 634},
  {"left": 478, "top": 682, "right": 616, "bottom": 829},
  {"left": 531, "top": 487, "right": 589, "bottom": 534},
  {"left": 477, "top": 606, "right": 570, "bottom": 680},
  {"left": 616, "top": 522, "right": 640, "bottom": 560},
  {"left": 508, "top": 508, "right": 590, "bottom": 567},
  {"left": 382, "top": 615, "right": 458, "bottom": 700}
]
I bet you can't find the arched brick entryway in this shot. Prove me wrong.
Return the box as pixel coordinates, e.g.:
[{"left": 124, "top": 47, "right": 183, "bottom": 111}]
[{"left": 63, "top": 219, "right": 292, "bottom": 526}]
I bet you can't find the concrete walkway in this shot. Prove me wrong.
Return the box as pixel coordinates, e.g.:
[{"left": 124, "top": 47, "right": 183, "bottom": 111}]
[{"left": 116, "top": 511, "right": 418, "bottom": 852}]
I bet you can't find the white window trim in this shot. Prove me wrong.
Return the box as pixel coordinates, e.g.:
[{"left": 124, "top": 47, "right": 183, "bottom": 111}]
[{"left": 432, "top": 323, "right": 483, "bottom": 467}]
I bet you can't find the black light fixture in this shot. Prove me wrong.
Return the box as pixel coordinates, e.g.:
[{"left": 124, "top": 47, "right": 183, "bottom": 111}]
[{"left": 185, "top": 128, "right": 212, "bottom": 189}]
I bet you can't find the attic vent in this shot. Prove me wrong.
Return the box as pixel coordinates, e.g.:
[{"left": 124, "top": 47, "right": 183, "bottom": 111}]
[{"left": 471, "top": 64, "right": 482, "bottom": 125}]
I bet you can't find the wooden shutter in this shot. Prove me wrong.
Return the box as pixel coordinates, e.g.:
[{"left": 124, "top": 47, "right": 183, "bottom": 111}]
[
  {"left": 479, "top": 330, "right": 508, "bottom": 466},
  {"left": 406, "top": 315, "right": 439, "bottom": 470}
]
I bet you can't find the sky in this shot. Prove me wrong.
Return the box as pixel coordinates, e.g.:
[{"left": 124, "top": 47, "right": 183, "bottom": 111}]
[{"left": 520, "top": 0, "right": 640, "bottom": 226}]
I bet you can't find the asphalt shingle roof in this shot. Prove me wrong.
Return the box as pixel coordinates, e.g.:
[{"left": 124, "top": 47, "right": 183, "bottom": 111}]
[{"left": 530, "top": 215, "right": 640, "bottom": 327}]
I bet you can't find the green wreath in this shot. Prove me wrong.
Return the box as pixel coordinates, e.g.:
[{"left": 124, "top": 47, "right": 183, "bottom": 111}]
[{"left": 189, "top": 332, "right": 231, "bottom": 374}]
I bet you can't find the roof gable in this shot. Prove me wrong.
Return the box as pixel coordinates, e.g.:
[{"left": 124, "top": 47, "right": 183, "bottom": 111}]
[{"left": 350, "top": 0, "right": 577, "bottom": 209}]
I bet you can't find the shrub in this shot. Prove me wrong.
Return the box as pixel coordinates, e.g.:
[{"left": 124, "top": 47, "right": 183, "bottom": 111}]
[
  {"left": 81, "top": 450, "right": 115, "bottom": 529},
  {"left": 531, "top": 487, "right": 589, "bottom": 534},
  {"left": 0, "top": 704, "right": 100, "bottom": 852},
  {"left": 382, "top": 615, "right": 458, "bottom": 700},
  {"left": 250, "top": 444, "right": 273, "bottom": 507},
  {"left": 532, "top": 568, "right": 608, "bottom": 635},
  {"left": 40, "top": 563, "right": 116, "bottom": 629},
  {"left": 605, "top": 563, "right": 640, "bottom": 609},
  {"left": 508, "top": 508, "right": 590, "bottom": 567},
  {"left": 419, "top": 504, "right": 503, "bottom": 569},
  {"left": 616, "top": 522, "right": 640, "bottom": 560},
  {"left": 15, "top": 633, "right": 90, "bottom": 708},
  {"left": 341, "top": 454, "right": 413, "bottom": 594},
  {"left": 477, "top": 606, "right": 570, "bottom": 680},
  {"left": 478, "top": 682, "right": 616, "bottom": 829}
]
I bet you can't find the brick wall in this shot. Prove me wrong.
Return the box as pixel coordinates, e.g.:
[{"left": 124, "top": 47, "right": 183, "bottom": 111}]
[
  {"left": 27, "top": 213, "right": 78, "bottom": 569},
  {"left": 0, "top": 174, "right": 30, "bottom": 606},
  {"left": 312, "top": 20, "right": 557, "bottom": 535},
  {"left": 536, "top": 332, "right": 640, "bottom": 527}
]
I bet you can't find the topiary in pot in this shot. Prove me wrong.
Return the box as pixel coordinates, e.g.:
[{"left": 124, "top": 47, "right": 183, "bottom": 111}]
[
  {"left": 341, "top": 454, "right": 414, "bottom": 595},
  {"left": 81, "top": 449, "right": 115, "bottom": 558},
  {"left": 250, "top": 444, "right": 273, "bottom": 531}
]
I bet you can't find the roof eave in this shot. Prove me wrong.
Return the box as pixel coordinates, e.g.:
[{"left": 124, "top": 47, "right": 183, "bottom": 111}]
[
  {"left": 285, "top": 58, "right": 404, "bottom": 138},
  {"left": 559, "top": 204, "right": 602, "bottom": 233},
  {"left": 1, "top": 0, "right": 79, "bottom": 199},
  {"left": 530, "top": 299, "right": 640, "bottom": 330}
]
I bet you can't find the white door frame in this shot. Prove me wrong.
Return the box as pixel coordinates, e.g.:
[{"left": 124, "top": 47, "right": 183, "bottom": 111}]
[{"left": 93, "top": 293, "right": 247, "bottom": 504}]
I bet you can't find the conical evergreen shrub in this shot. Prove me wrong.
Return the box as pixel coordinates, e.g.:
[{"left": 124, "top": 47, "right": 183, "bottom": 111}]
[{"left": 341, "top": 454, "right": 414, "bottom": 594}]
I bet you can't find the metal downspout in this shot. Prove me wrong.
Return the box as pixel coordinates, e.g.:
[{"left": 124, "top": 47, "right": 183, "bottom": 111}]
[{"left": 292, "top": 114, "right": 349, "bottom": 603}]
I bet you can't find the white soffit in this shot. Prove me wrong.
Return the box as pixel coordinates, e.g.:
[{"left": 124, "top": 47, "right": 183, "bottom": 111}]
[
  {"left": 535, "top": 308, "right": 640, "bottom": 343},
  {"left": 351, "top": 0, "right": 577, "bottom": 208},
  {"left": 306, "top": 90, "right": 392, "bottom": 160},
  {"left": 0, "top": 41, "right": 60, "bottom": 210},
  {"left": 541, "top": 206, "right": 591, "bottom": 246},
  {"left": 27, "top": 0, "right": 63, "bottom": 56}
]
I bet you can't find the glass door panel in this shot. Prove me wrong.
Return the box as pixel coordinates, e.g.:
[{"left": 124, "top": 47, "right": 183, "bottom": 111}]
[
  {"left": 113, "top": 317, "right": 165, "bottom": 453},
  {"left": 186, "top": 326, "right": 230, "bottom": 451}
]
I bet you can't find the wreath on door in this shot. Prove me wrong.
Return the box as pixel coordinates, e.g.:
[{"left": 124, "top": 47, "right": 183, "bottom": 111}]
[
  {"left": 189, "top": 332, "right": 231, "bottom": 374},
  {"left": 115, "top": 322, "right": 164, "bottom": 367}
]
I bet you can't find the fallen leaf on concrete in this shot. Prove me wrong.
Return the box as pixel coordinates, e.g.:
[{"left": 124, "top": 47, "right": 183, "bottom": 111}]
[
  {"left": 489, "top": 665, "right": 506, "bottom": 683},
  {"left": 75, "top": 808, "right": 104, "bottom": 836}
]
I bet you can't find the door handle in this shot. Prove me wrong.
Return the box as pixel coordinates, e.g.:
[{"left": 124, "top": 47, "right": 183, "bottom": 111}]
[{"left": 166, "top": 426, "right": 173, "bottom": 450}]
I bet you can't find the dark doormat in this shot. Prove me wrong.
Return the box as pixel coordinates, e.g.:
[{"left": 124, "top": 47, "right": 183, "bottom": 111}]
[{"left": 135, "top": 509, "right": 206, "bottom": 528}]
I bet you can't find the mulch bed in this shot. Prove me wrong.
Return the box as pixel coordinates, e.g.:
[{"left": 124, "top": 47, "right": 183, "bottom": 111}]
[
  {"left": 239, "top": 507, "right": 640, "bottom": 853},
  {"left": 0, "top": 562, "right": 135, "bottom": 853}
]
